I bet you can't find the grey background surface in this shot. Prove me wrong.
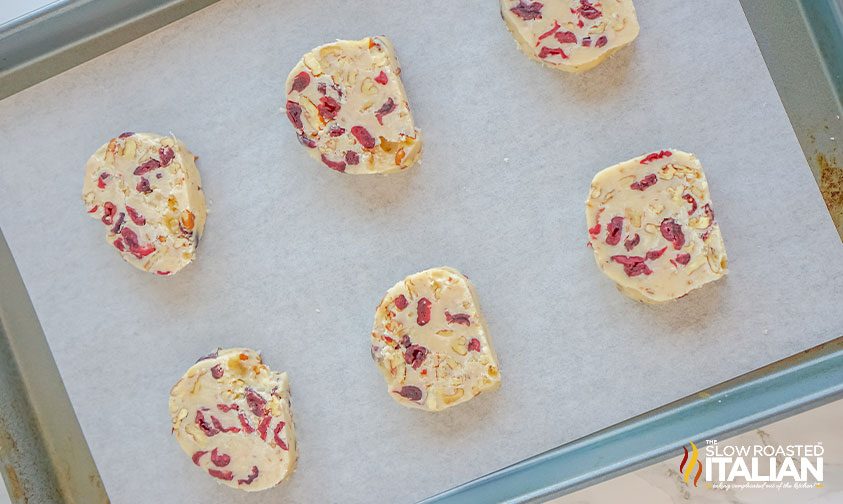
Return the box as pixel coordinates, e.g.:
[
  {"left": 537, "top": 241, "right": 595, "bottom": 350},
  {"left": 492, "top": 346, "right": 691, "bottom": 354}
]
[{"left": 0, "top": 0, "right": 842, "bottom": 503}]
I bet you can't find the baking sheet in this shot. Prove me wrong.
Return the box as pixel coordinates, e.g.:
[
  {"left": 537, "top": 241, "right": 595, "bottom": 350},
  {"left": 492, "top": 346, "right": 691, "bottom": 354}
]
[{"left": 0, "top": 0, "right": 842, "bottom": 502}]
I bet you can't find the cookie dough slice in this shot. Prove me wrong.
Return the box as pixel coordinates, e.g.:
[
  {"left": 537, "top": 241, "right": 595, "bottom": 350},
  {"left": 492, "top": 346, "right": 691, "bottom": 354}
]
[
  {"left": 586, "top": 150, "right": 728, "bottom": 303},
  {"left": 500, "top": 0, "right": 639, "bottom": 73},
  {"left": 82, "top": 132, "right": 206, "bottom": 275},
  {"left": 371, "top": 267, "right": 501, "bottom": 412},
  {"left": 285, "top": 36, "right": 422, "bottom": 174},
  {"left": 169, "top": 348, "right": 297, "bottom": 491}
]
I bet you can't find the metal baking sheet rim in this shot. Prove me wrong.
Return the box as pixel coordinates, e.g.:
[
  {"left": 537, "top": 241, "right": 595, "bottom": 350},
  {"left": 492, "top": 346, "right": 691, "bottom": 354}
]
[{"left": 1, "top": 1, "right": 842, "bottom": 503}]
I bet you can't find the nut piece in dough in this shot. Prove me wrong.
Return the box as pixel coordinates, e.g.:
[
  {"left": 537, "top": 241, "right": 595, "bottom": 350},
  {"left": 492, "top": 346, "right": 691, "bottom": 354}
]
[
  {"left": 169, "top": 348, "right": 297, "bottom": 491},
  {"left": 500, "top": 0, "right": 639, "bottom": 73},
  {"left": 586, "top": 149, "right": 728, "bottom": 303},
  {"left": 371, "top": 267, "right": 501, "bottom": 412},
  {"left": 284, "top": 36, "right": 422, "bottom": 174},
  {"left": 82, "top": 132, "right": 207, "bottom": 275}
]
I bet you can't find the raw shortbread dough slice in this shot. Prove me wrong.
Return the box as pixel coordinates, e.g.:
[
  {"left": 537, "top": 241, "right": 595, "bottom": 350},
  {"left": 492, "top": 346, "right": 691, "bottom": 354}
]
[
  {"left": 82, "top": 132, "right": 206, "bottom": 275},
  {"left": 586, "top": 150, "right": 728, "bottom": 303},
  {"left": 284, "top": 36, "right": 422, "bottom": 174},
  {"left": 371, "top": 267, "right": 501, "bottom": 412},
  {"left": 169, "top": 348, "right": 297, "bottom": 492},
  {"left": 500, "top": 0, "right": 639, "bottom": 73}
]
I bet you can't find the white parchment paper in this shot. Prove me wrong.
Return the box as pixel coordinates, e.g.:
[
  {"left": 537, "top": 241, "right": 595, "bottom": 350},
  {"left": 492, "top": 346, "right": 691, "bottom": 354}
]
[{"left": 1, "top": 1, "right": 842, "bottom": 502}]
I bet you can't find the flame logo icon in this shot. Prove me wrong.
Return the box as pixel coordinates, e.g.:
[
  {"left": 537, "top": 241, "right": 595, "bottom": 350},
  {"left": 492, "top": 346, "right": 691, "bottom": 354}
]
[{"left": 680, "top": 441, "right": 703, "bottom": 487}]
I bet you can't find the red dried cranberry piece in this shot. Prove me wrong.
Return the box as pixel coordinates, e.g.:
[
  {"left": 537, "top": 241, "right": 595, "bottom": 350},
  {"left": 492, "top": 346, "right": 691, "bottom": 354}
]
[
  {"left": 210, "top": 416, "right": 240, "bottom": 433},
  {"left": 675, "top": 253, "right": 691, "bottom": 265},
  {"left": 404, "top": 344, "right": 429, "bottom": 369},
  {"left": 581, "top": 36, "right": 592, "bottom": 47},
  {"left": 196, "top": 350, "right": 219, "bottom": 362},
  {"left": 350, "top": 126, "right": 376, "bottom": 148},
  {"left": 126, "top": 206, "right": 146, "bottom": 226},
  {"left": 286, "top": 101, "right": 303, "bottom": 129},
  {"left": 210, "top": 448, "right": 230, "bottom": 467},
  {"left": 101, "top": 202, "right": 117, "bottom": 225},
  {"left": 510, "top": 1, "right": 543, "bottom": 20},
  {"left": 195, "top": 410, "right": 219, "bottom": 436},
  {"left": 317, "top": 96, "right": 341, "bottom": 120},
  {"left": 245, "top": 388, "right": 267, "bottom": 417},
  {"left": 256, "top": 415, "right": 271, "bottom": 441},
  {"left": 291, "top": 71, "right": 311, "bottom": 92},
  {"left": 208, "top": 469, "right": 234, "bottom": 481},
  {"left": 158, "top": 147, "right": 175, "bottom": 166},
  {"left": 702, "top": 203, "right": 715, "bottom": 222},
  {"left": 646, "top": 246, "right": 668, "bottom": 260},
  {"left": 320, "top": 154, "right": 346, "bottom": 172},
  {"left": 555, "top": 31, "right": 577, "bottom": 44},
  {"left": 595, "top": 35, "right": 608, "bottom": 48},
  {"left": 630, "top": 173, "right": 657, "bottom": 191},
  {"left": 273, "top": 421, "right": 289, "bottom": 450},
  {"left": 538, "top": 21, "right": 560, "bottom": 42},
  {"left": 237, "top": 413, "right": 254, "bottom": 433},
  {"left": 97, "top": 172, "right": 109, "bottom": 189},
  {"left": 121, "top": 227, "right": 156, "bottom": 259},
  {"left": 399, "top": 335, "right": 411, "bottom": 348},
  {"left": 192, "top": 451, "right": 207, "bottom": 466},
  {"left": 328, "top": 125, "right": 346, "bottom": 137},
  {"left": 577, "top": 0, "right": 602, "bottom": 19},
  {"left": 605, "top": 216, "right": 623, "bottom": 245},
  {"left": 374, "top": 71, "right": 389, "bottom": 85},
  {"left": 396, "top": 386, "right": 422, "bottom": 401},
  {"left": 416, "top": 298, "right": 432, "bottom": 326},
  {"left": 133, "top": 159, "right": 161, "bottom": 176},
  {"left": 624, "top": 233, "right": 640, "bottom": 251},
  {"left": 394, "top": 294, "right": 408, "bottom": 310},
  {"left": 660, "top": 218, "right": 685, "bottom": 249},
  {"left": 375, "top": 97, "right": 396, "bottom": 125},
  {"left": 611, "top": 255, "right": 653, "bottom": 277},
  {"left": 468, "top": 338, "right": 481, "bottom": 352},
  {"left": 317, "top": 82, "right": 327, "bottom": 95},
  {"left": 217, "top": 403, "right": 238, "bottom": 412},
  {"left": 683, "top": 194, "right": 698, "bottom": 215},
  {"left": 538, "top": 46, "right": 568, "bottom": 59},
  {"left": 113, "top": 238, "right": 125, "bottom": 251},
  {"left": 238, "top": 466, "right": 259, "bottom": 485},
  {"left": 345, "top": 151, "right": 360, "bottom": 165},
  {"left": 136, "top": 177, "right": 152, "bottom": 194},
  {"left": 297, "top": 133, "right": 316, "bottom": 148},
  {"left": 118, "top": 132, "right": 134, "bottom": 138},
  {"left": 444, "top": 311, "right": 471, "bottom": 326},
  {"left": 640, "top": 150, "right": 672, "bottom": 164},
  {"left": 110, "top": 212, "right": 125, "bottom": 234},
  {"left": 211, "top": 364, "right": 224, "bottom": 379},
  {"left": 588, "top": 223, "right": 601, "bottom": 236}
]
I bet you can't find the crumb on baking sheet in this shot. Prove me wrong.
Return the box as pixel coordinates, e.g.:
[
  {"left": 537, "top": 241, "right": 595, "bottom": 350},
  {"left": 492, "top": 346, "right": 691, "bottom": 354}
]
[{"left": 817, "top": 153, "right": 843, "bottom": 241}]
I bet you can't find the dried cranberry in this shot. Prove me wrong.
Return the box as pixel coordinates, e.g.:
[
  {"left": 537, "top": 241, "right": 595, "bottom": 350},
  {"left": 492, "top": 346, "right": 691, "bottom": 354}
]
[
  {"left": 158, "top": 147, "right": 174, "bottom": 166},
  {"left": 577, "top": 0, "right": 602, "bottom": 19},
  {"left": 133, "top": 159, "right": 161, "bottom": 176},
  {"left": 630, "top": 173, "right": 657, "bottom": 191},
  {"left": 416, "top": 298, "right": 432, "bottom": 326},
  {"left": 136, "top": 177, "right": 152, "bottom": 194},
  {"left": 211, "top": 364, "right": 224, "bottom": 379},
  {"left": 110, "top": 212, "right": 125, "bottom": 234},
  {"left": 399, "top": 335, "right": 411, "bottom": 348},
  {"left": 97, "top": 172, "right": 109, "bottom": 189},
  {"left": 445, "top": 311, "right": 471, "bottom": 326},
  {"left": 683, "top": 194, "right": 698, "bottom": 215},
  {"left": 581, "top": 36, "right": 592, "bottom": 47},
  {"left": 351, "top": 126, "right": 376, "bottom": 148},
  {"left": 510, "top": 1, "right": 543, "bottom": 20},
  {"left": 208, "top": 469, "right": 233, "bottom": 481},
  {"left": 555, "top": 31, "right": 577, "bottom": 44},
  {"left": 217, "top": 403, "right": 238, "bottom": 412},
  {"left": 238, "top": 466, "right": 259, "bottom": 485},
  {"left": 291, "top": 71, "right": 310, "bottom": 92},
  {"left": 595, "top": 35, "right": 608, "bottom": 48},
  {"left": 256, "top": 415, "right": 271, "bottom": 441},
  {"left": 468, "top": 338, "right": 481, "bottom": 352},
  {"left": 394, "top": 294, "right": 408, "bottom": 310},
  {"left": 297, "top": 133, "right": 316, "bottom": 148},
  {"left": 273, "top": 421, "right": 289, "bottom": 450},
  {"left": 320, "top": 154, "right": 346, "bottom": 172},
  {"left": 195, "top": 410, "right": 218, "bottom": 436},
  {"left": 396, "top": 386, "right": 422, "bottom": 401},
  {"left": 375, "top": 97, "right": 396, "bottom": 125},
  {"left": 113, "top": 238, "right": 125, "bottom": 251},
  {"left": 660, "top": 218, "right": 685, "bottom": 249},
  {"left": 374, "top": 71, "right": 389, "bottom": 85},
  {"left": 126, "top": 206, "right": 145, "bottom": 226},
  {"left": 675, "top": 253, "right": 691, "bottom": 265},
  {"left": 345, "top": 151, "right": 360, "bottom": 165},
  {"left": 538, "top": 21, "right": 560, "bottom": 42},
  {"left": 192, "top": 451, "right": 207, "bottom": 466},
  {"left": 286, "top": 101, "right": 303, "bottom": 129},
  {"left": 317, "top": 96, "right": 341, "bottom": 120},
  {"left": 210, "top": 416, "right": 240, "bottom": 434},
  {"left": 328, "top": 125, "right": 346, "bottom": 137},
  {"left": 404, "top": 344, "right": 429, "bottom": 369},
  {"left": 605, "top": 216, "right": 623, "bottom": 245},
  {"left": 640, "top": 150, "right": 672, "bottom": 164},
  {"left": 646, "top": 247, "right": 668, "bottom": 260},
  {"left": 245, "top": 388, "right": 266, "bottom": 417},
  {"left": 588, "top": 223, "right": 601, "bottom": 236},
  {"left": 538, "top": 46, "right": 568, "bottom": 59},
  {"left": 101, "top": 202, "right": 117, "bottom": 225},
  {"left": 317, "top": 82, "right": 327, "bottom": 94},
  {"left": 611, "top": 255, "right": 653, "bottom": 277},
  {"left": 121, "top": 227, "right": 156, "bottom": 258},
  {"left": 702, "top": 203, "right": 715, "bottom": 222},
  {"left": 196, "top": 350, "right": 218, "bottom": 362},
  {"left": 237, "top": 413, "right": 254, "bottom": 433},
  {"left": 624, "top": 233, "right": 640, "bottom": 251},
  {"left": 118, "top": 132, "right": 134, "bottom": 138},
  {"left": 210, "top": 448, "right": 230, "bottom": 467}
]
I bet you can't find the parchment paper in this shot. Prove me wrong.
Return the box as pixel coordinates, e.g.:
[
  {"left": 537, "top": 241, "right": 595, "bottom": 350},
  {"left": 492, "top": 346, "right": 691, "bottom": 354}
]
[{"left": 1, "top": 1, "right": 842, "bottom": 502}]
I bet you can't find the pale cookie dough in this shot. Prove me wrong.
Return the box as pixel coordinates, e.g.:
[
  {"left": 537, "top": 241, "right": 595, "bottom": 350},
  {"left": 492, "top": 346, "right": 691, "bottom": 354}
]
[
  {"left": 82, "top": 132, "right": 206, "bottom": 275},
  {"left": 500, "top": 0, "right": 639, "bottom": 73},
  {"left": 586, "top": 150, "right": 728, "bottom": 303},
  {"left": 371, "top": 267, "right": 501, "bottom": 412},
  {"left": 169, "top": 348, "right": 297, "bottom": 492},
  {"left": 285, "top": 36, "right": 422, "bottom": 174}
]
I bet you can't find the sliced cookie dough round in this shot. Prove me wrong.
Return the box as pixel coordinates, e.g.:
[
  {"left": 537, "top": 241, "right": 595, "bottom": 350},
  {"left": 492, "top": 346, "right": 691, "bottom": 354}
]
[
  {"left": 169, "top": 348, "right": 297, "bottom": 492},
  {"left": 82, "top": 132, "right": 206, "bottom": 275},
  {"left": 586, "top": 149, "right": 728, "bottom": 303},
  {"left": 500, "top": 0, "right": 639, "bottom": 73},
  {"left": 284, "top": 36, "right": 422, "bottom": 174},
  {"left": 371, "top": 267, "right": 501, "bottom": 412}
]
